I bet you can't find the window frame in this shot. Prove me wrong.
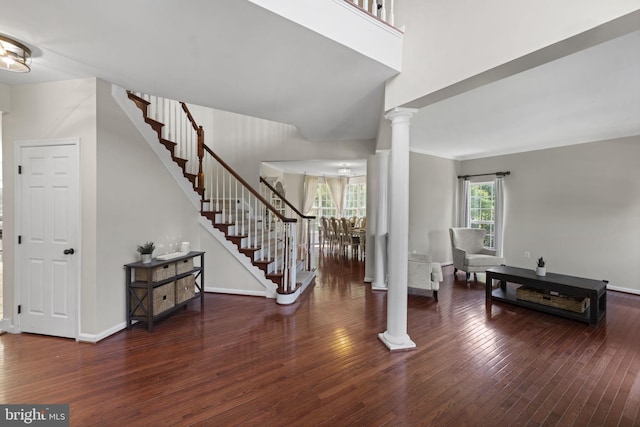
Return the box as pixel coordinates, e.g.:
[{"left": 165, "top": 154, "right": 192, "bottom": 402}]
[
  {"left": 468, "top": 181, "right": 496, "bottom": 249},
  {"left": 343, "top": 182, "right": 366, "bottom": 219}
]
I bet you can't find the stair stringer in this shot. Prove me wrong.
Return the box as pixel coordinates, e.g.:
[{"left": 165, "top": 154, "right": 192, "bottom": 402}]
[
  {"left": 112, "top": 84, "right": 201, "bottom": 210},
  {"left": 199, "top": 216, "right": 278, "bottom": 299},
  {"left": 112, "top": 84, "right": 277, "bottom": 298}
]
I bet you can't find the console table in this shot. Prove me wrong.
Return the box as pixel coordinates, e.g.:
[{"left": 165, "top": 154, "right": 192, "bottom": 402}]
[
  {"left": 486, "top": 266, "right": 607, "bottom": 326},
  {"left": 125, "top": 251, "right": 205, "bottom": 331}
]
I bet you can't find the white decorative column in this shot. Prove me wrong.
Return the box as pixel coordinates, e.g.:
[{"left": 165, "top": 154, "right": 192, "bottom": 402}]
[
  {"left": 378, "top": 107, "right": 417, "bottom": 351},
  {"left": 364, "top": 154, "right": 376, "bottom": 283},
  {"left": 372, "top": 150, "right": 389, "bottom": 291}
]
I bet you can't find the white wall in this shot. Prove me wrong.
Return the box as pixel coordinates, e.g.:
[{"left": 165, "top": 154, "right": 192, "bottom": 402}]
[
  {"left": 408, "top": 152, "right": 459, "bottom": 262},
  {"left": 385, "top": 0, "right": 640, "bottom": 110},
  {"left": 283, "top": 173, "right": 304, "bottom": 211},
  {"left": 199, "top": 226, "right": 268, "bottom": 296},
  {"left": 460, "top": 137, "right": 640, "bottom": 293},
  {"left": 189, "top": 104, "right": 375, "bottom": 188},
  {"left": 95, "top": 79, "right": 202, "bottom": 336},
  {"left": 0, "top": 83, "right": 10, "bottom": 112},
  {"left": 2, "top": 78, "right": 98, "bottom": 332}
]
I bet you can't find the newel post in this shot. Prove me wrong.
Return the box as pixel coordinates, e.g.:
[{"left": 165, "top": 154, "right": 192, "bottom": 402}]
[{"left": 197, "top": 125, "right": 205, "bottom": 191}]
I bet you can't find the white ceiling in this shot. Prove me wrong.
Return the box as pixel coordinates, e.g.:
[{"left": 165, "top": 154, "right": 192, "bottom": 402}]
[
  {"left": 410, "top": 29, "right": 640, "bottom": 160},
  {"left": 0, "top": 0, "right": 396, "bottom": 142},
  {"left": 1, "top": 2, "right": 638, "bottom": 174}
]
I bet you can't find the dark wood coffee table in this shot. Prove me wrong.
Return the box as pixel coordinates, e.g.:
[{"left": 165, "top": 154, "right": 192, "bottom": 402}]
[{"left": 486, "top": 266, "right": 607, "bottom": 326}]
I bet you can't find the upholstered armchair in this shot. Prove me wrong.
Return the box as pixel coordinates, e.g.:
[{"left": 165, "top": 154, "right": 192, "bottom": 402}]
[
  {"left": 408, "top": 254, "right": 443, "bottom": 301},
  {"left": 449, "top": 228, "right": 505, "bottom": 281}
]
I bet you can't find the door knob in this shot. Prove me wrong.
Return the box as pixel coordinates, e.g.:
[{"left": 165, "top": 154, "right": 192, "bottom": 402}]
[{"left": 63, "top": 248, "right": 75, "bottom": 255}]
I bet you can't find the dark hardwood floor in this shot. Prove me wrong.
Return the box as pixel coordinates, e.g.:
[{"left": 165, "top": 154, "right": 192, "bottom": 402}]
[{"left": 2, "top": 253, "right": 639, "bottom": 426}]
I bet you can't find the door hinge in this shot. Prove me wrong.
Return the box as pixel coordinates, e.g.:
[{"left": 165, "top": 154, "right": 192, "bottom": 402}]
[
  {"left": 18, "top": 305, "right": 21, "bottom": 314},
  {"left": 18, "top": 235, "right": 22, "bottom": 244},
  {"left": 18, "top": 165, "right": 22, "bottom": 174}
]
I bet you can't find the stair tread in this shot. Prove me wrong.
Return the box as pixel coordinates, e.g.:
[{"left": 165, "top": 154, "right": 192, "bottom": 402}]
[{"left": 160, "top": 138, "right": 176, "bottom": 146}]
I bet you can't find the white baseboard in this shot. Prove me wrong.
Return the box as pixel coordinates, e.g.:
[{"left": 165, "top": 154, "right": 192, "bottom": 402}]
[
  {"left": 607, "top": 285, "right": 640, "bottom": 296},
  {"left": 276, "top": 288, "right": 301, "bottom": 305},
  {"left": 0, "top": 318, "right": 17, "bottom": 333},
  {"left": 205, "top": 286, "right": 269, "bottom": 298},
  {"left": 78, "top": 322, "right": 127, "bottom": 343},
  {"left": 371, "top": 283, "right": 388, "bottom": 291}
]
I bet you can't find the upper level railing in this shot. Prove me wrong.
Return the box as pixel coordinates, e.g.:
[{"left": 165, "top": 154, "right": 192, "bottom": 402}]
[{"left": 345, "top": 0, "right": 395, "bottom": 27}]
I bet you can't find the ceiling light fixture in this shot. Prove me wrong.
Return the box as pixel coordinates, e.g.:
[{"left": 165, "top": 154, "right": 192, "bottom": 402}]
[
  {"left": 0, "top": 34, "right": 31, "bottom": 73},
  {"left": 337, "top": 167, "right": 352, "bottom": 176}
]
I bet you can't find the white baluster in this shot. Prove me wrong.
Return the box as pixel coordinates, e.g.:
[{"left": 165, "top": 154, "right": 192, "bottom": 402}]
[
  {"left": 222, "top": 168, "right": 226, "bottom": 221},
  {"left": 273, "top": 217, "right": 278, "bottom": 275},
  {"left": 160, "top": 97, "right": 165, "bottom": 137},
  {"left": 292, "top": 224, "right": 297, "bottom": 292},
  {"left": 261, "top": 200, "right": 265, "bottom": 261},
  {"left": 172, "top": 100, "right": 176, "bottom": 142},
  {"left": 380, "top": 0, "right": 386, "bottom": 21},
  {"left": 283, "top": 224, "right": 288, "bottom": 293},
  {"left": 235, "top": 179, "right": 239, "bottom": 235},
  {"left": 285, "top": 224, "right": 290, "bottom": 293},
  {"left": 162, "top": 97, "right": 167, "bottom": 138},
  {"left": 186, "top": 126, "right": 190, "bottom": 164},
  {"left": 216, "top": 162, "right": 220, "bottom": 212},
  {"left": 267, "top": 208, "right": 272, "bottom": 265},
  {"left": 209, "top": 156, "right": 213, "bottom": 209},
  {"left": 228, "top": 170, "right": 232, "bottom": 224},
  {"left": 181, "top": 114, "right": 184, "bottom": 161},
  {"left": 388, "top": 0, "right": 394, "bottom": 26},
  {"left": 177, "top": 108, "right": 181, "bottom": 157},
  {"left": 150, "top": 95, "right": 155, "bottom": 121},
  {"left": 254, "top": 195, "right": 258, "bottom": 250},
  {"left": 241, "top": 187, "right": 246, "bottom": 237}
]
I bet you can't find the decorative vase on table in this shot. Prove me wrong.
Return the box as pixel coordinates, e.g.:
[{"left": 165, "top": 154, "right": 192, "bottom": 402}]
[
  {"left": 536, "top": 257, "right": 546, "bottom": 276},
  {"left": 141, "top": 253, "right": 152, "bottom": 264}
]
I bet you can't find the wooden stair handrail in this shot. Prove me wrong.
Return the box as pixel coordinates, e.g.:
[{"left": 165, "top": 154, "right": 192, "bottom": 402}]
[
  {"left": 203, "top": 145, "right": 296, "bottom": 223},
  {"left": 179, "top": 101, "right": 295, "bottom": 224},
  {"left": 260, "top": 177, "right": 315, "bottom": 220},
  {"left": 180, "top": 102, "right": 200, "bottom": 132}
]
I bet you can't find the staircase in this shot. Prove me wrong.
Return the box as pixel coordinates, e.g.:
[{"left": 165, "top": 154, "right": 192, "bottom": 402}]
[{"left": 125, "top": 90, "right": 315, "bottom": 303}]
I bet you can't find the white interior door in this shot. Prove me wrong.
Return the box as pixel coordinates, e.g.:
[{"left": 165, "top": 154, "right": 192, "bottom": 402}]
[{"left": 17, "top": 140, "right": 79, "bottom": 338}]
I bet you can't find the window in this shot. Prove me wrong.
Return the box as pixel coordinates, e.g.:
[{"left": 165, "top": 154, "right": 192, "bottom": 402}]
[
  {"left": 311, "top": 183, "right": 337, "bottom": 220},
  {"left": 469, "top": 182, "right": 495, "bottom": 249},
  {"left": 343, "top": 183, "right": 366, "bottom": 219},
  {"left": 308, "top": 180, "right": 366, "bottom": 245},
  {"left": 310, "top": 182, "right": 366, "bottom": 219}
]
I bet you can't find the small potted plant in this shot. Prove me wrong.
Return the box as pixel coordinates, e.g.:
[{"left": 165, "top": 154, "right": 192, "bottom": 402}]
[
  {"left": 137, "top": 241, "right": 155, "bottom": 264},
  {"left": 536, "top": 257, "right": 546, "bottom": 276}
]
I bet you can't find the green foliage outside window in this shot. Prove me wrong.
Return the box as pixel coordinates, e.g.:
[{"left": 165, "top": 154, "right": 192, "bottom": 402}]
[
  {"left": 343, "top": 183, "right": 366, "bottom": 219},
  {"left": 469, "top": 182, "right": 495, "bottom": 248}
]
